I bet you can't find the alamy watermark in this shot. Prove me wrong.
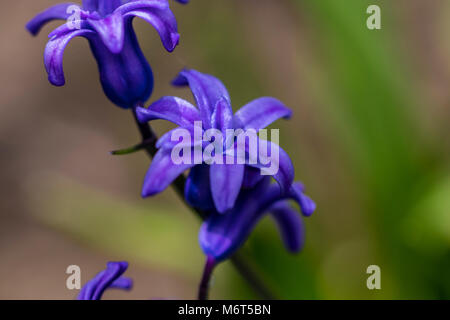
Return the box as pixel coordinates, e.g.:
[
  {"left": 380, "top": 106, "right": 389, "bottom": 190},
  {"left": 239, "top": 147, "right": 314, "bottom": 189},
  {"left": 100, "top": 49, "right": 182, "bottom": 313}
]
[
  {"left": 66, "top": 5, "right": 82, "bottom": 30},
  {"left": 366, "top": 4, "right": 381, "bottom": 30},
  {"left": 66, "top": 265, "right": 81, "bottom": 290},
  {"left": 366, "top": 265, "right": 381, "bottom": 290}
]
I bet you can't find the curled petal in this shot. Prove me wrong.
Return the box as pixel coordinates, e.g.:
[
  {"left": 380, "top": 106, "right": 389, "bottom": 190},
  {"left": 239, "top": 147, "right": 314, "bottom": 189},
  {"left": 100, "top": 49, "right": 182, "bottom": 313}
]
[
  {"left": 270, "top": 201, "right": 304, "bottom": 252},
  {"left": 26, "top": 3, "right": 76, "bottom": 36},
  {"left": 122, "top": 2, "right": 180, "bottom": 52},
  {"left": 137, "top": 97, "right": 200, "bottom": 128},
  {"left": 210, "top": 163, "right": 244, "bottom": 213},
  {"left": 258, "top": 181, "right": 315, "bottom": 217},
  {"left": 88, "top": 12, "right": 124, "bottom": 53},
  {"left": 172, "top": 69, "right": 231, "bottom": 127},
  {"left": 175, "top": 0, "right": 190, "bottom": 4},
  {"left": 78, "top": 261, "right": 132, "bottom": 300},
  {"left": 109, "top": 277, "right": 133, "bottom": 289},
  {"left": 234, "top": 97, "right": 292, "bottom": 131},
  {"left": 48, "top": 21, "right": 89, "bottom": 39},
  {"left": 289, "top": 182, "right": 316, "bottom": 217},
  {"left": 142, "top": 148, "right": 194, "bottom": 197},
  {"left": 243, "top": 138, "right": 295, "bottom": 193},
  {"left": 261, "top": 141, "right": 295, "bottom": 193},
  {"left": 44, "top": 28, "right": 94, "bottom": 86},
  {"left": 200, "top": 178, "right": 314, "bottom": 262}
]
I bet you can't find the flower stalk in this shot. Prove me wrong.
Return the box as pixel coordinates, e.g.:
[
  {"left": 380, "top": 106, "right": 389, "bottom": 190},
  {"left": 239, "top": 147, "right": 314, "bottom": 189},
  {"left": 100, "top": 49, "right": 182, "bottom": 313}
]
[
  {"left": 198, "top": 256, "right": 216, "bottom": 300},
  {"left": 130, "top": 107, "right": 274, "bottom": 299}
]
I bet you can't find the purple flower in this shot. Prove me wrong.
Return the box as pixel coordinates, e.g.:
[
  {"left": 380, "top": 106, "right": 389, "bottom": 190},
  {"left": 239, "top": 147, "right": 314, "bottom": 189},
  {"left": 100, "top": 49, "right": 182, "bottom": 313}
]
[
  {"left": 26, "top": 0, "right": 180, "bottom": 109},
  {"left": 199, "top": 177, "right": 316, "bottom": 263},
  {"left": 78, "top": 261, "right": 132, "bottom": 300},
  {"left": 136, "top": 69, "right": 295, "bottom": 213}
]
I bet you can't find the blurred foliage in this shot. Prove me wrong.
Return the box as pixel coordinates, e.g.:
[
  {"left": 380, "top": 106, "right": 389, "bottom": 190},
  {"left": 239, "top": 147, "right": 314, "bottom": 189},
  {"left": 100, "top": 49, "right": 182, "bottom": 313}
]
[{"left": 29, "top": 174, "right": 261, "bottom": 299}]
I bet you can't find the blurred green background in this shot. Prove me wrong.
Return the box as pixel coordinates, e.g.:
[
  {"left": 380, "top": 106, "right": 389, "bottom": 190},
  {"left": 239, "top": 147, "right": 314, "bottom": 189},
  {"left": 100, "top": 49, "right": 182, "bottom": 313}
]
[{"left": 0, "top": 0, "right": 449, "bottom": 299}]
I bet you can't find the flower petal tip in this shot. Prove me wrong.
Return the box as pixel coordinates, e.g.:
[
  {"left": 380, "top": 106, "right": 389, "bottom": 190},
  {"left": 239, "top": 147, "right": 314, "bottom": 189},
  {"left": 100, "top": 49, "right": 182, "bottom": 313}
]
[
  {"left": 108, "top": 261, "right": 128, "bottom": 269},
  {"left": 171, "top": 69, "right": 191, "bottom": 86},
  {"left": 215, "top": 203, "right": 232, "bottom": 215},
  {"left": 167, "top": 32, "right": 180, "bottom": 52},
  {"left": 141, "top": 188, "right": 158, "bottom": 198},
  {"left": 48, "top": 76, "right": 65, "bottom": 87},
  {"left": 285, "top": 109, "right": 293, "bottom": 119},
  {"left": 285, "top": 241, "right": 303, "bottom": 254},
  {"left": 302, "top": 197, "right": 316, "bottom": 217},
  {"left": 25, "top": 23, "right": 39, "bottom": 36}
]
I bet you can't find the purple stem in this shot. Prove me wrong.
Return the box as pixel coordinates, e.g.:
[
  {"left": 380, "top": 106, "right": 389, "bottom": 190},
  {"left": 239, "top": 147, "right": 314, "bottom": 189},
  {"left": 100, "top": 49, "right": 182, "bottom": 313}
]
[{"left": 198, "top": 256, "right": 216, "bottom": 300}]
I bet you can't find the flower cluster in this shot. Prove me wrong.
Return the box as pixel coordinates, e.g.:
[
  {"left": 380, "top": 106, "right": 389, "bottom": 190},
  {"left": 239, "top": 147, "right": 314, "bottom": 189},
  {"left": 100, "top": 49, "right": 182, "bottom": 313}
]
[
  {"left": 136, "top": 68, "right": 316, "bottom": 265},
  {"left": 28, "top": 0, "right": 316, "bottom": 300},
  {"left": 136, "top": 69, "right": 295, "bottom": 213}
]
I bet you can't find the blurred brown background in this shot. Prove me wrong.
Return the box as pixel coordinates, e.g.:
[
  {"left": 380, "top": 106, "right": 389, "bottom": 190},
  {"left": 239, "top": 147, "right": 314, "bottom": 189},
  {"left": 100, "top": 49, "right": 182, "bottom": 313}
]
[{"left": 1, "top": 0, "right": 449, "bottom": 299}]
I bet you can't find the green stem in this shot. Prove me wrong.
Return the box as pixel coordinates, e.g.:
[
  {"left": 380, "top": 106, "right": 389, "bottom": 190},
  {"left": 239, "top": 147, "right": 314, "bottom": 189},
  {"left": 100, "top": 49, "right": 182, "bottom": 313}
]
[{"left": 110, "top": 138, "right": 156, "bottom": 155}]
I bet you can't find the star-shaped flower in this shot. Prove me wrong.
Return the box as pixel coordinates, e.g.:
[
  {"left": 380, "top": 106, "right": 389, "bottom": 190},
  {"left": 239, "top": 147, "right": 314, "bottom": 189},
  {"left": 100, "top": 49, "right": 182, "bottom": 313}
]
[{"left": 137, "top": 69, "right": 296, "bottom": 213}]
